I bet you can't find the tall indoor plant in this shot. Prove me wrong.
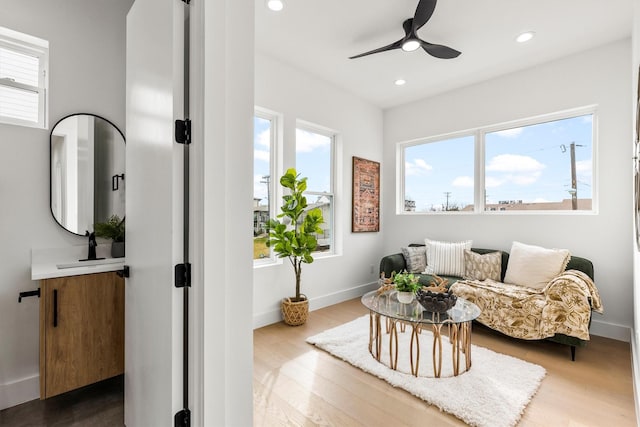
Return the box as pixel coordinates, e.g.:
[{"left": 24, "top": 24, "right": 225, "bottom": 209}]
[{"left": 266, "top": 168, "right": 325, "bottom": 326}]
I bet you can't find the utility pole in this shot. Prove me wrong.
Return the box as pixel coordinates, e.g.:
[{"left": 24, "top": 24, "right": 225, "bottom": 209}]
[
  {"left": 444, "top": 191, "right": 451, "bottom": 211},
  {"left": 569, "top": 143, "right": 577, "bottom": 210}
]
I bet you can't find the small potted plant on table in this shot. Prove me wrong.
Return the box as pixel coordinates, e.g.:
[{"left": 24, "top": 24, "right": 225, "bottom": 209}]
[
  {"left": 266, "top": 168, "right": 325, "bottom": 326},
  {"left": 393, "top": 271, "right": 420, "bottom": 303}
]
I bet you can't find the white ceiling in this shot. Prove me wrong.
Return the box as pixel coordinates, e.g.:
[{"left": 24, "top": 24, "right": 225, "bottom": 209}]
[{"left": 255, "top": 0, "right": 633, "bottom": 110}]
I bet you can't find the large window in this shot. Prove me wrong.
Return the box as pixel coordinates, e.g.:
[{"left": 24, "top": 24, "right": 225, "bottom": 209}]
[
  {"left": 404, "top": 135, "right": 474, "bottom": 212},
  {"left": 296, "top": 123, "right": 335, "bottom": 253},
  {"left": 253, "top": 110, "right": 277, "bottom": 262},
  {"left": 400, "top": 108, "right": 595, "bottom": 213},
  {"left": 0, "top": 26, "right": 48, "bottom": 128}
]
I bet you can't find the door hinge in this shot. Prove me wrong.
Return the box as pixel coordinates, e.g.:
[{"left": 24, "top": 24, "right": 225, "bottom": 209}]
[
  {"left": 174, "top": 408, "right": 191, "bottom": 427},
  {"left": 175, "top": 119, "right": 191, "bottom": 145},
  {"left": 175, "top": 263, "right": 191, "bottom": 288}
]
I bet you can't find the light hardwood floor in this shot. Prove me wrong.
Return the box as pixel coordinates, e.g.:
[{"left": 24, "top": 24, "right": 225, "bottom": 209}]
[{"left": 254, "top": 298, "right": 637, "bottom": 427}]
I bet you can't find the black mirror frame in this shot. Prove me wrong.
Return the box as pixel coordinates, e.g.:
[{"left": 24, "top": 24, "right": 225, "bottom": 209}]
[{"left": 49, "top": 113, "right": 125, "bottom": 236}]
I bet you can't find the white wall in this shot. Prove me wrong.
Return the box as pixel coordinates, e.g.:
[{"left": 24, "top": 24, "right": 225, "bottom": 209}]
[
  {"left": 253, "top": 53, "right": 385, "bottom": 327},
  {"left": 384, "top": 39, "right": 633, "bottom": 341},
  {"left": 0, "top": 0, "right": 132, "bottom": 410},
  {"left": 631, "top": 0, "right": 640, "bottom": 422}
]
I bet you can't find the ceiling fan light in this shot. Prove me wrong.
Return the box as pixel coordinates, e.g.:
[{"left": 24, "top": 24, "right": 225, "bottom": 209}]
[
  {"left": 516, "top": 31, "right": 535, "bottom": 43},
  {"left": 394, "top": 79, "right": 406, "bottom": 86},
  {"left": 267, "top": 0, "right": 284, "bottom": 11},
  {"left": 401, "top": 39, "right": 421, "bottom": 52}
]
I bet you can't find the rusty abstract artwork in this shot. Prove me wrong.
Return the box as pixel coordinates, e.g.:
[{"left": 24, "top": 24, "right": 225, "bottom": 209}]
[{"left": 352, "top": 156, "right": 380, "bottom": 232}]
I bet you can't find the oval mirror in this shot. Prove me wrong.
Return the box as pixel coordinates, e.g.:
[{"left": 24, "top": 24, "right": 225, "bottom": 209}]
[{"left": 50, "top": 113, "right": 125, "bottom": 236}]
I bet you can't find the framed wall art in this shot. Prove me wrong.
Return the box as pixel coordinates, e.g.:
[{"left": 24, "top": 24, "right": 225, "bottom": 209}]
[{"left": 352, "top": 156, "right": 380, "bottom": 232}]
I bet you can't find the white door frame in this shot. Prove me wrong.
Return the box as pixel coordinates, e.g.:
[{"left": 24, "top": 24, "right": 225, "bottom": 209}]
[{"left": 189, "top": 1, "right": 254, "bottom": 426}]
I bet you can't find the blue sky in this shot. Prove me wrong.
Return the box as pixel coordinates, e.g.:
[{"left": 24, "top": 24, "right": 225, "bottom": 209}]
[
  {"left": 404, "top": 114, "right": 593, "bottom": 211},
  {"left": 254, "top": 118, "right": 332, "bottom": 206}
]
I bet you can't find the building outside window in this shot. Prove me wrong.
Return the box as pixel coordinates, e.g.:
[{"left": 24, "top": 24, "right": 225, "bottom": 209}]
[{"left": 0, "top": 26, "right": 48, "bottom": 129}]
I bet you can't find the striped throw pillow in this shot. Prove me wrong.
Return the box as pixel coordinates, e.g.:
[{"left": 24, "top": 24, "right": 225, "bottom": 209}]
[{"left": 424, "top": 239, "right": 472, "bottom": 277}]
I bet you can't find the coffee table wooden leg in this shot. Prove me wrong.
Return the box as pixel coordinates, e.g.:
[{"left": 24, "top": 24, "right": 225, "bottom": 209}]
[
  {"left": 450, "top": 323, "right": 460, "bottom": 376},
  {"left": 389, "top": 320, "right": 399, "bottom": 370},
  {"left": 432, "top": 324, "right": 443, "bottom": 378},
  {"left": 462, "top": 321, "right": 472, "bottom": 371},
  {"left": 410, "top": 324, "right": 420, "bottom": 376}
]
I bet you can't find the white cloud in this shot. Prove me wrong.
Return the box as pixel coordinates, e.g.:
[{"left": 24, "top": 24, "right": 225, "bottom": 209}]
[
  {"left": 255, "top": 129, "right": 270, "bottom": 148},
  {"left": 486, "top": 154, "right": 545, "bottom": 173},
  {"left": 452, "top": 176, "right": 473, "bottom": 187},
  {"left": 485, "top": 176, "right": 504, "bottom": 188},
  {"left": 254, "top": 149, "right": 270, "bottom": 163},
  {"left": 405, "top": 158, "right": 433, "bottom": 176},
  {"left": 295, "top": 129, "right": 331, "bottom": 153},
  {"left": 576, "top": 159, "right": 592, "bottom": 175},
  {"left": 493, "top": 127, "right": 523, "bottom": 138},
  {"left": 485, "top": 154, "right": 545, "bottom": 187}
]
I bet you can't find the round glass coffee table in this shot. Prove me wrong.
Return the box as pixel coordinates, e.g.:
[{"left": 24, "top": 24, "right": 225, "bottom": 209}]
[{"left": 361, "top": 289, "right": 481, "bottom": 378}]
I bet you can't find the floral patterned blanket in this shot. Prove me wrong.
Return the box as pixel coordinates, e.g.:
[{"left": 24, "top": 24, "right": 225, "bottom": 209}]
[{"left": 450, "top": 270, "right": 603, "bottom": 341}]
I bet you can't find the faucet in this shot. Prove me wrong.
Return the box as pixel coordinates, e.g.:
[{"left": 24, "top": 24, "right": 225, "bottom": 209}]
[{"left": 86, "top": 230, "right": 97, "bottom": 260}]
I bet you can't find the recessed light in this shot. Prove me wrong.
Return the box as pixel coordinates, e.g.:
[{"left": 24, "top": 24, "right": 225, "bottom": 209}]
[
  {"left": 516, "top": 31, "right": 535, "bottom": 43},
  {"left": 395, "top": 79, "right": 406, "bottom": 86},
  {"left": 267, "top": 0, "right": 284, "bottom": 11}
]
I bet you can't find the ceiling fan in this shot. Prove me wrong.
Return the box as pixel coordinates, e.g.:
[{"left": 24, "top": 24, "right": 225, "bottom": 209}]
[{"left": 349, "top": 0, "right": 461, "bottom": 60}]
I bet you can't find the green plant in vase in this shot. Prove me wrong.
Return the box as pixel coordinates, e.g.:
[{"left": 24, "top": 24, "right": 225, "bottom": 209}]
[
  {"left": 94, "top": 214, "right": 125, "bottom": 258},
  {"left": 393, "top": 271, "right": 419, "bottom": 303},
  {"left": 266, "top": 168, "right": 325, "bottom": 325}
]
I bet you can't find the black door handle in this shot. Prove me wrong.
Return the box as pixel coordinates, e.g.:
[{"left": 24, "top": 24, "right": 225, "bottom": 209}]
[
  {"left": 117, "top": 265, "right": 130, "bottom": 278},
  {"left": 53, "top": 289, "right": 58, "bottom": 327}
]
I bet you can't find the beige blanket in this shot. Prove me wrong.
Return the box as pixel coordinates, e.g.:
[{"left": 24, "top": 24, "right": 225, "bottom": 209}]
[{"left": 450, "top": 270, "right": 603, "bottom": 341}]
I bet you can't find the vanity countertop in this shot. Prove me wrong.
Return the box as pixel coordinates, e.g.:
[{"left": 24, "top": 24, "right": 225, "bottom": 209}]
[{"left": 32, "top": 245, "right": 125, "bottom": 280}]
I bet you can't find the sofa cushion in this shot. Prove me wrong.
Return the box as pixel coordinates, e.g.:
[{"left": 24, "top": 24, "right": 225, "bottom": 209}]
[
  {"left": 401, "top": 246, "right": 427, "bottom": 273},
  {"left": 424, "top": 238, "right": 472, "bottom": 277},
  {"left": 463, "top": 250, "right": 502, "bottom": 281},
  {"left": 503, "top": 241, "right": 570, "bottom": 290}
]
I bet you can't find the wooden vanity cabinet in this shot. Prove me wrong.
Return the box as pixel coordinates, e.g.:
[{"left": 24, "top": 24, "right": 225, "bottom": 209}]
[{"left": 39, "top": 271, "right": 124, "bottom": 399}]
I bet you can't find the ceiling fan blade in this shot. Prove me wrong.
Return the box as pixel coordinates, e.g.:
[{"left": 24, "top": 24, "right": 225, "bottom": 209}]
[
  {"left": 349, "top": 39, "right": 403, "bottom": 59},
  {"left": 412, "top": 0, "right": 437, "bottom": 31},
  {"left": 420, "top": 41, "right": 461, "bottom": 59}
]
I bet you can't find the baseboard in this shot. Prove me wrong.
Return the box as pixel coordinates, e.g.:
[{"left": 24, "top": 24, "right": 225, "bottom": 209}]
[
  {"left": 253, "top": 281, "right": 378, "bottom": 329},
  {"left": 631, "top": 329, "right": 640, "bottom": 427},
  {"left": 0, "top": 374, "right": 39, "bottom": 411},
  {"left": 590, "top": 319, "right": 631, "bottom": 342}
]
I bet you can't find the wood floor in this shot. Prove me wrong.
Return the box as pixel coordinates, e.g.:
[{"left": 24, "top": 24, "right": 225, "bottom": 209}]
[
  {"left": 2, "top": 298, "right": 635, "bottom": 426},
  {"left": 254, "top": 298, "right": 637, "bottom": 427},
  {"left": 0, "top": 375, "right": 123, "bottom": 427}
]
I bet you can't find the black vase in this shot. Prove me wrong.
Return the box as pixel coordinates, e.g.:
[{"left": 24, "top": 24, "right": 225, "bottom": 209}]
[{"left": 111, "top": 241, "right": 125, "bottom": 258}]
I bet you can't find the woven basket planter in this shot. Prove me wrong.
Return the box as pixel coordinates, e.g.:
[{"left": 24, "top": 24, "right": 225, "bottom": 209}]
[{"left": 281, "top": 295, "right": 308, "bottom": 326}]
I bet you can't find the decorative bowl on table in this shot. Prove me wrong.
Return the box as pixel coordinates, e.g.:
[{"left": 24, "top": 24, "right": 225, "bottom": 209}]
[{"left": 416, "top": 288, "right": 457, "bottom": 313}]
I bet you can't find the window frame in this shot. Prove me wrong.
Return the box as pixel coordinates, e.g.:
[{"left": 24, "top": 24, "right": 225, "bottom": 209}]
[
  {"left": 295, "top": 119, "right": 337, "bottom": 256},
  {"left": 398, "top": 106, "right": 598, "bottom": 215},
  {"left": 0, "top": 27, "right": 49, "bottom": 129}
]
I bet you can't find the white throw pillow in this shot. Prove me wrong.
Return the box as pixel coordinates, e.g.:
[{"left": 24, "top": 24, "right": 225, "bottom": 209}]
[
  {"left": 504, "top": 241, "right": 571, "bottom": 290},
  {"left": 424, "top": 238, "right": 472, "bottom": 277}
]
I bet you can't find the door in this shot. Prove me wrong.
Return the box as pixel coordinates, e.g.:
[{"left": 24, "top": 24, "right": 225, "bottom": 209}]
[{"left": 125, "top": 0, "right": 185, "bottom": 425}]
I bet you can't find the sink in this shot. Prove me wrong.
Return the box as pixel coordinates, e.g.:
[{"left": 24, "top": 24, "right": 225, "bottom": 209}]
[{"left": 56, "top": 258, "right": 124, "bottom": 269}]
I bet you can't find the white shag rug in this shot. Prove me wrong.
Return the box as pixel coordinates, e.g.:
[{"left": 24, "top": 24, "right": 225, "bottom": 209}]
[{"left": 306, "top": 315, "right": 546, "bottom": 427}]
